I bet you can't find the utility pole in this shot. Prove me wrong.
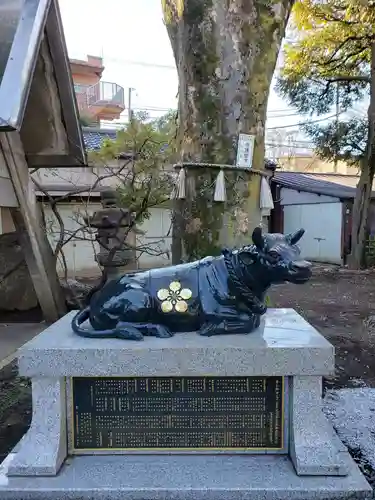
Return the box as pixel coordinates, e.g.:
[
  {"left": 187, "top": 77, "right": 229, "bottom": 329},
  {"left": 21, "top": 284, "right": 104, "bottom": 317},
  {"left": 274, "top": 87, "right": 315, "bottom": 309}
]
[
  {"left": 334, "top": 81, "right": 340, "bottom": 173},
  {"left": 128, "top": 87, "right": 135, "bottom": 123}
]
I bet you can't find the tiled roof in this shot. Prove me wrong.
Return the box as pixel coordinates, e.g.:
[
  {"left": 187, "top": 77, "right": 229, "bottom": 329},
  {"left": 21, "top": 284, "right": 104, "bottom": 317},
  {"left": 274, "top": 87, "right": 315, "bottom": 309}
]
[
  {"left": 272, "top": 171, "right": 375, "bottom": 200},
  {"left": 82, "top": 126, "right": 117, "bottom": 151}
]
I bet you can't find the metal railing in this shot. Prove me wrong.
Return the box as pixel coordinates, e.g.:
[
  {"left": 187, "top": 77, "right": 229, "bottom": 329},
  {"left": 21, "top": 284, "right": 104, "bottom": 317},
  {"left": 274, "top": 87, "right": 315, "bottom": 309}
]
[{"left": 86, "top": 81, "right": 125, "bottom": 108}]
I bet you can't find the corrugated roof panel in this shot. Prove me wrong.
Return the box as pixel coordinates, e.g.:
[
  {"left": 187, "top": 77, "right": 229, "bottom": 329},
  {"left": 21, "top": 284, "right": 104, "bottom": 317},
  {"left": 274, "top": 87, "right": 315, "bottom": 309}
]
[{"left": 272, "top": 171, "right": 375, "bottom": 199}]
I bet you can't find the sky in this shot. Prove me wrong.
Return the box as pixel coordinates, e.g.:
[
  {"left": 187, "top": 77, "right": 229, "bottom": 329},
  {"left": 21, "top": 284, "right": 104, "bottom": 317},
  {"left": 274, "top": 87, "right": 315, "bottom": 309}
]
[
  {"left": 58, "top": 0, "right": 355, "bottom": 156},
  {"left": 59, "top": 1, "right": 295, "bottom": 117}
]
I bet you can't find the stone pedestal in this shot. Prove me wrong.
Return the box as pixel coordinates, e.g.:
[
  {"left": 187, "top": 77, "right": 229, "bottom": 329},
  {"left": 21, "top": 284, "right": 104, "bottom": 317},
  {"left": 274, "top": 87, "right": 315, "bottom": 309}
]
[{"left": 0, "top": 309, "right": 372, "bottom": 500}]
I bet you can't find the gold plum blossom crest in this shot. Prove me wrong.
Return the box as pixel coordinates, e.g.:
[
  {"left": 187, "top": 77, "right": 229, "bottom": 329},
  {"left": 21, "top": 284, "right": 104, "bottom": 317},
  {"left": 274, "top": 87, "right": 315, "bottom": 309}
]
[{"left": 157, "top": 281, "right": 192, "bottom": 313}]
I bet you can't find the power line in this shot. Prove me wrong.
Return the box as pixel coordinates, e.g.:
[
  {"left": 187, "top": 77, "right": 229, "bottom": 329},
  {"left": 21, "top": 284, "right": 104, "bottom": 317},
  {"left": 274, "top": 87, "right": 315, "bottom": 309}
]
[
  {"left": 103, "top": 55, "right": 176, "bottom": 70},
  {"left": 346, "top": 107, "right": 367, "bottom": 117},
  {"left": 108, "top": 106, "right": 304, "bottom": 122},
  {"left": 100, "top": 99, "right": 337, "bottom": 130},
  {"left": 268, "top": 108, "right": 300, "bottom": 113},
  {"left": 102, "top": 115, "right": 336, "bottom": 131},
  {"left": 126, "top": 106, "right": 302, "bottom": 117},
  {"left": 267, "top": 112, "right": 302, "bottom": 118},
  {"left": 266, "top": 144, "right": 314, "bottom": 150},
  {"left": 267, "top": 113, "right": 339, "bottom": 130},
  {"left": 100, "top": 56, "right": 362, "bottom": 123}
]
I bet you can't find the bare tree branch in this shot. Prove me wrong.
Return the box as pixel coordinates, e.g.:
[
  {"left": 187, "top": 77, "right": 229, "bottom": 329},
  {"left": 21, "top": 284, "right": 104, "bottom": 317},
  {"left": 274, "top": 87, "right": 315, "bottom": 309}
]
[{"left": 30, "top": 114, "right": 176, "bottom": 306}]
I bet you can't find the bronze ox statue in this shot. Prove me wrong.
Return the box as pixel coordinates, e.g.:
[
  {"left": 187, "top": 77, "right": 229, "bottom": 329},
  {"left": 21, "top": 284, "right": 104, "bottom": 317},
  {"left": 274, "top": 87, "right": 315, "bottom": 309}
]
[{"left": 71, "top": 227, "right": 312, "bottom": 341}]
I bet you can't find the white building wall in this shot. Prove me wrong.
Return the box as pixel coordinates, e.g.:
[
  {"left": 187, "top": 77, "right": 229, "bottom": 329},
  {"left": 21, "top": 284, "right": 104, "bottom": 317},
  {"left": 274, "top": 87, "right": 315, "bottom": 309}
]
[
  {"left": 136, "top": 208, "right": 172, "bottom": 269},
  {"left": 280, "top": 187, "right": 338, "bottom": 205},
  {"left": 43, "top": 202, "right": 173, "bottom": 278},
  {"left": 282, "top": 191, "right": 343, "bottom": 264},
  {"left": 32, "top": 163, "right": 125, "bottom": 189}
]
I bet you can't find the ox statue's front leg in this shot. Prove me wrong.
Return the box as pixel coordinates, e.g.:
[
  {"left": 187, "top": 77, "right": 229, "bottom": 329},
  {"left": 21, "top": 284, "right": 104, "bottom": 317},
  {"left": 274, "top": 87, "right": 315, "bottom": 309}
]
[
  {"left": 116, "top": 322, "right": 173, "bottom": 339},
  {"left": 141, "top": 323, "right": 173, "bottom": 338},
  {"left": 198, "top": 312, "right": 261, "bottom": 337}
]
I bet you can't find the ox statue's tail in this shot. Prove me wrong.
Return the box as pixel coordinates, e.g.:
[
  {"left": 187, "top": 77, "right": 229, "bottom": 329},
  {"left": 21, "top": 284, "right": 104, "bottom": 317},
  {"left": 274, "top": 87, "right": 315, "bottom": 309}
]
[{"left": 71, "top": 308, "right": 143, "bottom": 340}]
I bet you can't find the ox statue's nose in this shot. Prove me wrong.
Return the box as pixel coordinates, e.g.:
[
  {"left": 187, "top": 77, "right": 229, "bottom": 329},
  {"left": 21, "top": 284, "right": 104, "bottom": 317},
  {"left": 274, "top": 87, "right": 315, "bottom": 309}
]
[{"left": 290, "top": 260, "right": 312, "bottom": 271}]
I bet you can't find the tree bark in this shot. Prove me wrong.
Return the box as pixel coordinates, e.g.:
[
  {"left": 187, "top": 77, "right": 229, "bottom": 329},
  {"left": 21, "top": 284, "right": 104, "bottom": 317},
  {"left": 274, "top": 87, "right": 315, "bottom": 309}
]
[
  {"left": 162, "top": 0, "right": 295, "bottom": 167},
  {"left": 348, "top": 43, "right": 375, "bottom": 269}
]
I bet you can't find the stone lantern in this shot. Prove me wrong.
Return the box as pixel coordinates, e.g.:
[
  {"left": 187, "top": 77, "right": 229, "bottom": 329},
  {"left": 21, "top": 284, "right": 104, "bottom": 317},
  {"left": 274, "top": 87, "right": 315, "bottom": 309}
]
[{"left": 85, "top": 189, "right": 137, "bottom": 281}]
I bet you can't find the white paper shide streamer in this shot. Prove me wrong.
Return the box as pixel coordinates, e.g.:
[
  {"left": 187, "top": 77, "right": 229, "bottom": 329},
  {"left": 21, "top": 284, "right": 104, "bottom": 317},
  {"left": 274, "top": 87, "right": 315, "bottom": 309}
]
[
  {"left": 177, "top": 167, "right": 186, "bottom": 199},
  {"left": 214, "top": 169, "right": 226, "bottom": 202},
  {"left": 171, "top": 167, "right": 186, "bottom": 200},
  {"left": 260, "top": 176, "right": 274, "bottom": 217}
]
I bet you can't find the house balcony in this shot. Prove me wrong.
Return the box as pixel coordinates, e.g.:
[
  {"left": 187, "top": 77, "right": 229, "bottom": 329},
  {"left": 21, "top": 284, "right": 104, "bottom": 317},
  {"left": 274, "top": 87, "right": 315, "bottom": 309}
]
[{"left": 75, "top": 81, "right": 125, "bottom": 121}]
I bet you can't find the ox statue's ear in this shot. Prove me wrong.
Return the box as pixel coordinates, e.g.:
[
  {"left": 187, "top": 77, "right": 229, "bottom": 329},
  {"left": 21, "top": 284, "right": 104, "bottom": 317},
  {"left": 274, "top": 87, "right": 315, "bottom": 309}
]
[
  {"left": 252, "top": 227, "right": 264, "bottom": 249},
  {"left": 289, "top": 228, "right": 305, "bottom": 245},
  {"left": 239, "top": 248, "right": 257, "bottom": 266}
]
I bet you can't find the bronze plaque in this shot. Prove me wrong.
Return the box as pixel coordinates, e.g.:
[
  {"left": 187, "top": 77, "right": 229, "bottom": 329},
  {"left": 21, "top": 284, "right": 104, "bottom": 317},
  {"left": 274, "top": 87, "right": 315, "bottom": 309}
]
[{"left": 71, "top": 376, "right": 287, "bottom": 452}]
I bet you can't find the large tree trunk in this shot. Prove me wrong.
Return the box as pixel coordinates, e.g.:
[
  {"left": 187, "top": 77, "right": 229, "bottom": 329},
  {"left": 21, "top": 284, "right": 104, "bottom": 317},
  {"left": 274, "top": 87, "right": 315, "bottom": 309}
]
[
  {"left": 348, "top": 43, "right": 375, "bottom": 269},
  {"left": 349, "top": 161, "right": 373, "bottom": 268},
  {"left": 162, "top": 0, "right": 294, "bottom": 166}
]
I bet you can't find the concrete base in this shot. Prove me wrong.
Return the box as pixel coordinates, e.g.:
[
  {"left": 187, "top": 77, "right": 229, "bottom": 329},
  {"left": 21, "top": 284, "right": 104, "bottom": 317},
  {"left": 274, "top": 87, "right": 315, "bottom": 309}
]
[
  {"left": 0, "top": 454, "right": 372, "bottom": 500},
  {"left": 8, "top": 309, "right": 349, "bottom": 478},
  {"left": 1, "top": 308, "right": 372, "bottom": 498}
]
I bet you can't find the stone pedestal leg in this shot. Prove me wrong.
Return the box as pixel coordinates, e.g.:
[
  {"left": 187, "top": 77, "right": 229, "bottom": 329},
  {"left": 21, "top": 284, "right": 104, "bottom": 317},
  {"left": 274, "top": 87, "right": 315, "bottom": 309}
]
[
  {"left": 7, "top": 377, "right": 67, "bottom": 476},
  {"left": 289, "top": 376, "right": 349, "bottom": 476}
]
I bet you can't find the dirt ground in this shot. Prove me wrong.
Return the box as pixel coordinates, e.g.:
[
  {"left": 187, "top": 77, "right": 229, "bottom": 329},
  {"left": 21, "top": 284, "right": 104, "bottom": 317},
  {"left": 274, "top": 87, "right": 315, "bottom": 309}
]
[
  {"left": 0, "top": 268, "right": 375, "bottom": 482},
  {"left": 269, "top": 268, "right": 375, "bottom": 390}
]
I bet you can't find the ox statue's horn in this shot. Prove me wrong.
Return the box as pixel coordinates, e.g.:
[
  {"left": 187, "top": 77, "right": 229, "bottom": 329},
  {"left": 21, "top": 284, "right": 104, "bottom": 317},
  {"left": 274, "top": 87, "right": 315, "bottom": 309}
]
[
  {"left": 289, "top": 228, "right": 305, "bottom": 245},
  {"left": 252, "top": 226, "right": 264, "bottom": 249}
]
